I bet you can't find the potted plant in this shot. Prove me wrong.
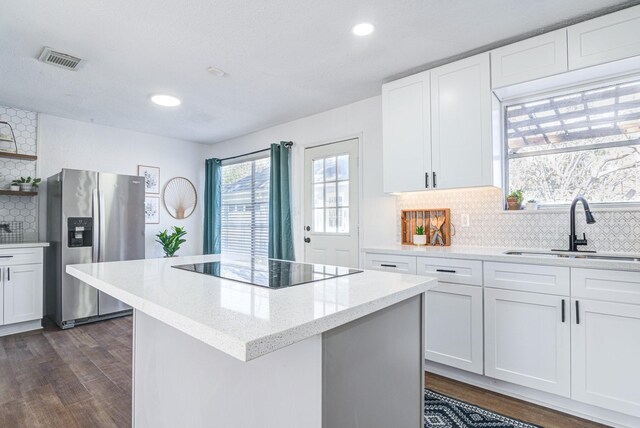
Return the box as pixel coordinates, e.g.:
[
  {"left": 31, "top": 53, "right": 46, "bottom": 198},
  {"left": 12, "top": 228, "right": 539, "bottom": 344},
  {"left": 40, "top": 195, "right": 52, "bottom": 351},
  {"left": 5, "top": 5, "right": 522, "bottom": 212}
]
[
  {"left": 526, "top": 199, "right": 539, "bottom": 210},
  {"left": 12, "top": 176, "right": 41, "bottom": 192},
  {"left": 413, "top": 225, "right": 427, "bottom": 246},
  {"left": 156, "top": 226, "right": 187, "bottom": 257},
  {"left": 506, "top": 190, "right": 524, "bottom": 210}
]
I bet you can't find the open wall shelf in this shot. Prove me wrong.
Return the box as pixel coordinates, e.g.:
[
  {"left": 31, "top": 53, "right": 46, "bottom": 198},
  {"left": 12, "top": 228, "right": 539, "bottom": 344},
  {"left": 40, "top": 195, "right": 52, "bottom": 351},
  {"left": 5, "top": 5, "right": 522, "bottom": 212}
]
[
  {"left": 0, "top": 190, "right": 38, "bottom": 196},
  {"left": 0, "top": 152, "right": 37, "bottom": 161}
]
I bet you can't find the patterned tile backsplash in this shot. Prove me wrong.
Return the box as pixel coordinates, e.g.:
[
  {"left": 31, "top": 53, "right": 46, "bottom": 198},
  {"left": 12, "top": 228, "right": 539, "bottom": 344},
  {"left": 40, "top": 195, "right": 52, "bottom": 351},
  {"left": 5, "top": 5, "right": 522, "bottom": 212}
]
[
  {"left": 0, "top": 105, "right": 38, "bottom": 239},
  {"left": 396, "top": 187, "right": 640, "bottom": 253}
]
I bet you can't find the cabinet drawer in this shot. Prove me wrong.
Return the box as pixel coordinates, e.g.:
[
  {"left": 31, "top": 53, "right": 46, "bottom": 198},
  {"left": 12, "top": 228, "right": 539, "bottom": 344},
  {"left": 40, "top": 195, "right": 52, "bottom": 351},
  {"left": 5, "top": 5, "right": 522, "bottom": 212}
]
[
  {"left": 417, "top": 257, "right": 482, "bottom": 286},
  {"left": 484, "top": 262, "right": 569, "bottom": 295},
  {"left": 364, "top": 253, "right": 416, "bottom": 275},
  {"left": 572, "top": 268, "right": 640, "bottom": 304},
  {"left": 0, "top": 248, "right": 42, "bottom": 266}
]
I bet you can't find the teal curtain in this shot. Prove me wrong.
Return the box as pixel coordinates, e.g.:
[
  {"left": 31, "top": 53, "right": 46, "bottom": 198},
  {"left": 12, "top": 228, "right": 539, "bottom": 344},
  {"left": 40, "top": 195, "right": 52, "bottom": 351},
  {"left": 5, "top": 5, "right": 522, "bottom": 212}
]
[
  {"left": 268, "top": 142, "right": 295, "bottom": 260},
  {"left": 203, "top": 158, "right": 222, "bottom": 254}
]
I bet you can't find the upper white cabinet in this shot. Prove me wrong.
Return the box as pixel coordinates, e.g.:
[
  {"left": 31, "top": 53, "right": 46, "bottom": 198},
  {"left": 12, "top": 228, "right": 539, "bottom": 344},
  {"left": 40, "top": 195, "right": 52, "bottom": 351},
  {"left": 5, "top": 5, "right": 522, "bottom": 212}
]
[
  {"left": 572, "top": 299, "right": 640, "bottom": 417},
  {"left": 491, "top": 29, "right": 568, "bottom": 88},
  {"left": 568, "top": 5, "right": 640, "bottom": 70},
  {"left": 431, "top": 53, "right": 494, "bottom": 190},
  {"left": 382, "top": 71, "right": 431, "bottom": 193}
]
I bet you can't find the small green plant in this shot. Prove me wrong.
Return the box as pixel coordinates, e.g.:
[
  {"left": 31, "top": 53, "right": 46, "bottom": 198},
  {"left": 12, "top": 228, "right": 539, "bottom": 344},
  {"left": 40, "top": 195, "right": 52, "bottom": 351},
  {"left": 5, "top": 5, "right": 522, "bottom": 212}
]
[
  {"left": 415, "top": 225, "right": 425, "bottom": 235},
  {"left": 12, "top": 176, "right": 41, "bottom": 187},
  {"left": 527, "top": 199, "right": 537, "bottom": 203},
  {"left": 156, "top": 226, "right": 187, "bottom": 257},
  {"left": 507, "top": 189, "right": 524, "bottom": 203}
]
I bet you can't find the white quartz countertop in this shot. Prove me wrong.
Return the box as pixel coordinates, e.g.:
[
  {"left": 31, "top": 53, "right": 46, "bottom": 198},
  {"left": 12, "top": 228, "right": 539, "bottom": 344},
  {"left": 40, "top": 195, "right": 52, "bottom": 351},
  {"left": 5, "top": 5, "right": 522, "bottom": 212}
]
[
  {"left": 0, "top": 242, "right": 49, "bottom": 249},
  {"left": 66, "top": 254, "right": 436, "bottom": 362},
  {"left": 362, "top": 245, "right": 640, "bottom": 272}
]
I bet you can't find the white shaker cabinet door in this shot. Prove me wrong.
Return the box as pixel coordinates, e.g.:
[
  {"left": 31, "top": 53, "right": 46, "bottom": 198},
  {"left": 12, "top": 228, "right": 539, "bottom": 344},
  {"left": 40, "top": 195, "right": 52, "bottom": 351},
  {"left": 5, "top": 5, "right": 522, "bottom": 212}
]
[
  {"left": 382, "top": 71, "right": 431, "bottom": 193},
  {"left": 425, "top": 283, "right": 483, "bottom": 374},
  {"left": 484, "top": 288, "right": 570, "bottom": 397},
  {"left": 572, "top": 299, "right": 640, "bottom": 417},
  {"left": 430, "top": 53, "right": 493, "bottom": 190},
  {"left": 3, "top": 264, "right": 43, "bottom": 325},
  {"left": 568, "top": 5, "right": 640, "bottom": 70}
]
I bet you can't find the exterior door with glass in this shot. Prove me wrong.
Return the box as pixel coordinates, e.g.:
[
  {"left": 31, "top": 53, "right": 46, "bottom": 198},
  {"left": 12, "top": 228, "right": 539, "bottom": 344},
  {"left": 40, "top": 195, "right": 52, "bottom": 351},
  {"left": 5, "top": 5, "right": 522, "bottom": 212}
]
[{"left": 303, "top": 139, "right": 359, "bottom": 268}]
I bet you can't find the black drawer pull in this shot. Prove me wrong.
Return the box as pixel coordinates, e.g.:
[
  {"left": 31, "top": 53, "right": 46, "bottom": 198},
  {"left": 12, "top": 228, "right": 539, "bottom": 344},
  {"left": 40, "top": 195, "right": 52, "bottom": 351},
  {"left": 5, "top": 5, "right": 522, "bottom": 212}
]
[
  {"left": 561, "top": 299, "right": 565, "bottom": 323},
  {"left": 0, "top": 255, "right": 13, "bottom": 258},
  {"left": 425, "top": 172, "right": 429, "bottom": 188},
  {"left": 380, "top": 264, "right": 397, "bottom": 268},
  {"left": 436, "top": 269, "right": 457, "bottom": 273},
  {"left": 576, "top": 300, "right": 580, "bottom": 324}
]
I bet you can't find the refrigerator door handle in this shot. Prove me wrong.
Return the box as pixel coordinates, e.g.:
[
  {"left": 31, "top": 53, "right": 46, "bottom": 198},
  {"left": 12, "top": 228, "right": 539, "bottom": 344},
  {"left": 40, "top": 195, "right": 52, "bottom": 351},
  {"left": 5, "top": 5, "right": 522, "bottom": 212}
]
[
  {"left": 98, "top": 190, "right": 106, "bottom": 263},
  {"left": 92, "top": 189, "right": 100, "bottom": 263}
]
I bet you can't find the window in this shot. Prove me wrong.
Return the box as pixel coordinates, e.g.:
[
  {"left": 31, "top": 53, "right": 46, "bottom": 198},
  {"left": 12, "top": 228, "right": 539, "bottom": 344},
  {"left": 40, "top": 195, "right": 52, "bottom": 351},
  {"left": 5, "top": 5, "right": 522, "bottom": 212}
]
[
  {"left": 312, "top": 154, "right": 350, "bottom": 233},
  {"left": 505, "top": 78, "right": 640, "bottom": 206},
  {"left": 221, "top": 157, "right": 270, "bottom": 256}
]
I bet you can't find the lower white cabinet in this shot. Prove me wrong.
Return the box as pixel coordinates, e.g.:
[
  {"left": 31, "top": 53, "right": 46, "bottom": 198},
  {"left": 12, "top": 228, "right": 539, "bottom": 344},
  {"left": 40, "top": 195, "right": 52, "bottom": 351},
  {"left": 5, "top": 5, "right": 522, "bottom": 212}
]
[
  {"left": 2, "top": 264, "right": 43, "bottom": 325},
  {"left": 484, "top": 288, "right": 571, "bottom": 397},
  {"left": 425, "top": 283, "right": 483, "bottom": 374},
  {"left": 364, "top": 253, "right": 417, "bottom": 275},
  {"left": 572, "top": 299, "right": 640, "bottom": 417}
]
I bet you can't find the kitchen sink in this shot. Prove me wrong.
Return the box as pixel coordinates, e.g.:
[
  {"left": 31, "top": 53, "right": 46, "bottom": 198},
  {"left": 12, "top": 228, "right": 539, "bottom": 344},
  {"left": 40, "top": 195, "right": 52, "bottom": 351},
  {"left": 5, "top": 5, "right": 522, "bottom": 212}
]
[{"left": 503, "top": 250, "right": 640, "bottom": 262}]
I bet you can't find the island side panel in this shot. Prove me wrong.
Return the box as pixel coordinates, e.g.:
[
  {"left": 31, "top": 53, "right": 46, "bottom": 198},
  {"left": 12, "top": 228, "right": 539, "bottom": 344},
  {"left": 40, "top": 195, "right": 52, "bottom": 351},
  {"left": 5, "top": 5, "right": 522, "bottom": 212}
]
[
  {"left": 322, "top": 294, "right": 425, "bottom": 428},
  {"left": 133, "top": 310, "right": 322, "bottom": 428}
]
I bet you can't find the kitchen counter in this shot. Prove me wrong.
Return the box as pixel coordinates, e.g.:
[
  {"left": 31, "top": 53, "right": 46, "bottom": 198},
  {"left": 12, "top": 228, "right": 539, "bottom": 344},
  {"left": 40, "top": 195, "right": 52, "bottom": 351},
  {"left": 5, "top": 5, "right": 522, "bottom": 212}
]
[
  {"left": 0, "top": 242, "right": 49, "bottom": 249},
  {"left": 67, "top": 253, "right": 436, "bottom": 427},
  {"left": 362, "top": 244, "right": 640, "bottom": 272}
]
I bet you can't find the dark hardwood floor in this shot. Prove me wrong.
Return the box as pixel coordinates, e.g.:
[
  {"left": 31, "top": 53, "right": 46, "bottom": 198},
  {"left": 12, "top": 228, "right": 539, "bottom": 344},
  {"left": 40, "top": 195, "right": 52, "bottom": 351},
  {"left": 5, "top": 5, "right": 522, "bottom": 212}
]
[
  {"left": 426, "top": 372, "right": 610, "bottom": 428},
  {"left": 0, "top": 317, "right": 610, "bottom": 427},
  {"left": 0, "top": 317, "right": 132, "bottom": 427}
]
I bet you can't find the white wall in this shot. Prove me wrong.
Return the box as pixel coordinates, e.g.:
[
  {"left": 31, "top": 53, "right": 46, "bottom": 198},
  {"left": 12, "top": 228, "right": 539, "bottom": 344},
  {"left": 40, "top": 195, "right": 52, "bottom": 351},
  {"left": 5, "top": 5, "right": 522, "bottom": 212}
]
[
  {"left": 205, "top": 95, "right": 397, "bottom": 263},
  {"left": 37, "top": 115, "right": 206, "bottom": 258}
]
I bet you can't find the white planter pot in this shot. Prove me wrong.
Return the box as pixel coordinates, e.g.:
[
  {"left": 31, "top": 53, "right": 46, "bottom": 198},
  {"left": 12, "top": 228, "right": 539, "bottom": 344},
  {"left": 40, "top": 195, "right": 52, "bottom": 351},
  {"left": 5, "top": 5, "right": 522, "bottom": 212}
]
[
  {"left": 413, "top": 234, "right": 427, "bottom": 246},
  {"left": 19, "top": 183, "right": 32, "bottom": 192},
  {"left": 10, "top": 185, "right": 19, "bottom": 191},
  {"left": 526, "top": 202, "right": 539, "bottom": 211}
]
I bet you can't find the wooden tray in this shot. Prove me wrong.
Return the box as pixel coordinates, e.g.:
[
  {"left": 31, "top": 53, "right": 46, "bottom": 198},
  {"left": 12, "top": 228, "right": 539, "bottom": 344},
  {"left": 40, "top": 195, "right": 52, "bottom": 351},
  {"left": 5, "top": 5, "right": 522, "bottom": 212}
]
[{"left": 401, "top": 208, "right": 451, "bottom": 246}]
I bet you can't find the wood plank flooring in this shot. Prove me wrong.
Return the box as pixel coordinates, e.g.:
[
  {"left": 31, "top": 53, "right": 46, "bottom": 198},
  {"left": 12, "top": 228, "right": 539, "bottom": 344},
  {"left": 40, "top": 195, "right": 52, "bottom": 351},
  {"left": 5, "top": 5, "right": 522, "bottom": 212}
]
[
  {"left": 0, "top": 317, "right": 611, "bottom": 427},
  {"left": 0, "top": 317, "right": 132, "bottom": 427},
  {"left": 426, "top": 372, "right": 610, "bottom": 428}
]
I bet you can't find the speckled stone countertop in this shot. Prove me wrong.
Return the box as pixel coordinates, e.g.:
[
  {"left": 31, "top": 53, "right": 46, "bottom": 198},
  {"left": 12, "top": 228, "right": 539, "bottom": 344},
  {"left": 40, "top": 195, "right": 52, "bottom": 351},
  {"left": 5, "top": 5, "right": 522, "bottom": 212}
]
[
  {"left": 67, "top": 254, "right": 436, "bottom": 362},
  {"left": 362, "top": 245, "right": 640, "bottom": 272}
]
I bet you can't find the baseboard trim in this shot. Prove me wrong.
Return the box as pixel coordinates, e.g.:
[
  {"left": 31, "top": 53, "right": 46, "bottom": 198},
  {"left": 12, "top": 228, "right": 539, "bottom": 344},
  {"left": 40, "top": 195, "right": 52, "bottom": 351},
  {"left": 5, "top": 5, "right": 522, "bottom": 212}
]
[
  {"left": 0, "top": 319, "right": 42, "bottom": 337},
  {"left": 426, "top": 360, "right": 640, "bottom": 428}
]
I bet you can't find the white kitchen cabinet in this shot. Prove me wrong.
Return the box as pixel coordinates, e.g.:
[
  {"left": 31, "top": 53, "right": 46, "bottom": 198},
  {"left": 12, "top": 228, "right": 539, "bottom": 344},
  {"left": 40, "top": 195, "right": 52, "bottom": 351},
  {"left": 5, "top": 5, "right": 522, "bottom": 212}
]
[
  {"left": 426, "top": 283, "right": 483, "bottom": 374},
  {"left": 417, "top": 257, "right": 482, "bottom": 286},
  {"left": 491, "top": 29, "right": 568, "bottom": 88},
  {"left": 484, "top": 262, "right": 570, "bottom": 295},
  {"left": 430, "top": 52, "right": 494, "bottom": 189},
  {"left": 364, "top": 253, "right": 417, "bottom": 275},
  {"left": 382, "top": 71, "right": 431, "bottom": 193},
  {"left": 484, "top": 288, "right": 570, "bottom": 397},
  {"left": 2, "top": 264, "right": 43, "bottom": 325},
  {"left": 571, "top": 268, "right": 640, "bottom": 305},
  {"left": 572, "top": 299, "right": 640, "bottom": 417},
  {"left": 568, "top": 5, "right": 640, "bottom": 70}
]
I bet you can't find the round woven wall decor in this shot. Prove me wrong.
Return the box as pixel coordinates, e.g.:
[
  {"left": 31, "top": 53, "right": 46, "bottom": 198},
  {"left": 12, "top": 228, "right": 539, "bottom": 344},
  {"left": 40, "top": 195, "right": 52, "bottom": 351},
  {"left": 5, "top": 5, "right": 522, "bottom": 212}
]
[{"left": 163, "top": 177, "right": 197, "bottom": 219}]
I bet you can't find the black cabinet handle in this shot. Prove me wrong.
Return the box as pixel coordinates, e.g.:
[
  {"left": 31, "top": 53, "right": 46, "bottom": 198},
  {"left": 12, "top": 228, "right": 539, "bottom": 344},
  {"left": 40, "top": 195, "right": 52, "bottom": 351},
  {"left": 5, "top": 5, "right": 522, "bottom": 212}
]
[
  {"left": 7, "top": 267, "right": 10, "bottom": 282},
  {"left": 436, "top": 269, "right": 457, "bottom": 273},
  {"left": 433, "top": 172, "right": 437, "bottom": 188},
  {"left": 576, "top": 300, "right": 580, "bottom": 324},
  {"left": 380, "top": 264, "right": 397, "bottom": 268},
  {"left": 561, "top": 299, "right": 565, "bottom": 323},
  {"left": 425, "top": 172, "right": 429, "bottom": 188}
]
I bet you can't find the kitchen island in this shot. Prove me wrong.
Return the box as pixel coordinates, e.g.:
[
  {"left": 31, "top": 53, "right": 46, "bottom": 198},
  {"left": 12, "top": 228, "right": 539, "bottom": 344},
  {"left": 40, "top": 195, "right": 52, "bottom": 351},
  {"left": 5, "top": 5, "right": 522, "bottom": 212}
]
[{"left": 67, "top": 254, "right": 436, "bottom": 428}]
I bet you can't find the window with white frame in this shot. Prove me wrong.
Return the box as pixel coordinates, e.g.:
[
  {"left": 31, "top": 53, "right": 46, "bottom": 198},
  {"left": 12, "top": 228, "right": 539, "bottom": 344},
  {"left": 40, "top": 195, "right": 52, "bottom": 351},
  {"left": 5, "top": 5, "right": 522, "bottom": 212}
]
[
  {"left": 221, "top": 157, "right": 270, "bottom": 256},
  {"left": 504, "top": 77, "right": 640, "bottom": 206}
]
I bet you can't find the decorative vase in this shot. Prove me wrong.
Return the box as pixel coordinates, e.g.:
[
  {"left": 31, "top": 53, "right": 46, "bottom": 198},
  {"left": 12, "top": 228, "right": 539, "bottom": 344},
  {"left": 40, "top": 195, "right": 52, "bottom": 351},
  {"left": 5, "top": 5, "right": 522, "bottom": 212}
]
[
  {"left": 506, "top": 197, "right": 522, "bottom": 210},
  {"left": 413, "top": 234, "right": 427, "bottom": 246},
  {"left": 10, "top": 185, "right": 19, "bottom": 191},
  {"left": 19, "top": 183, "right": 32, "bottom": 192}
]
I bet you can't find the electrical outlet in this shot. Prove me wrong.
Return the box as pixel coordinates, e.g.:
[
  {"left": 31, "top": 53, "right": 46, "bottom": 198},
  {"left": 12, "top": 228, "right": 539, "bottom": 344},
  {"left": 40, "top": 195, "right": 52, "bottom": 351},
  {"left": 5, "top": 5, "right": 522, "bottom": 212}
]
[{"left": 461, "top": 213, "right": 470, "bottom": 227}]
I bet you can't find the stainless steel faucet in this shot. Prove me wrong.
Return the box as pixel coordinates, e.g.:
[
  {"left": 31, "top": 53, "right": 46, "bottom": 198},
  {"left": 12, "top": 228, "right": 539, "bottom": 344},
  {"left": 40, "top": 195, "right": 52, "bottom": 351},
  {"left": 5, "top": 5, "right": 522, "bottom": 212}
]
[{"left": 568, "top": 196, "right": 596, "bottom": 252}]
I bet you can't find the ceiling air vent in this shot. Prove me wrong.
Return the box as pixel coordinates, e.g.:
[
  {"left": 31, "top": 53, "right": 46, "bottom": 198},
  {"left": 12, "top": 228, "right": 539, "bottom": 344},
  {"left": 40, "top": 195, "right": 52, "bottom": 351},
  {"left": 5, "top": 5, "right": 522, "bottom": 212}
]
[{"left": 38, "top": 47, "right": 83, "bottom": 71}]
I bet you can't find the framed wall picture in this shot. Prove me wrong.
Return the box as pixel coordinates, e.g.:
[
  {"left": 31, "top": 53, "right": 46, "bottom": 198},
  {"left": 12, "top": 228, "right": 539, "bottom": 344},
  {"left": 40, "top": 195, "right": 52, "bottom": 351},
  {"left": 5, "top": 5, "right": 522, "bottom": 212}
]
[
  {"left": 144, "top": 196, "right": 160, "bottom": 224},
  {"left": 138, "top": 165, "right": 160, "bottom": 194}
]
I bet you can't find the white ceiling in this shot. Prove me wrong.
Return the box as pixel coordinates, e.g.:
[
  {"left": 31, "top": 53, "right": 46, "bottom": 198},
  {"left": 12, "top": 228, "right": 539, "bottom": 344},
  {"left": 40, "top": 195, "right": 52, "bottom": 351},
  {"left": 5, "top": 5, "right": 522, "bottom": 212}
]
[{"left": 0, "top": 0, "right": 636, "bottom": 144}]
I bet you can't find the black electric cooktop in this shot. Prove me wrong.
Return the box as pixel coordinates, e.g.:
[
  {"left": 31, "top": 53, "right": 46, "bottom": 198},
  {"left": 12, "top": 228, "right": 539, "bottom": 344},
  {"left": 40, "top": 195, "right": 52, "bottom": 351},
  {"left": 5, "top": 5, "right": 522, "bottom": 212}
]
[{"left": 172, "top": 258, "right": 363, "bottom": 289}]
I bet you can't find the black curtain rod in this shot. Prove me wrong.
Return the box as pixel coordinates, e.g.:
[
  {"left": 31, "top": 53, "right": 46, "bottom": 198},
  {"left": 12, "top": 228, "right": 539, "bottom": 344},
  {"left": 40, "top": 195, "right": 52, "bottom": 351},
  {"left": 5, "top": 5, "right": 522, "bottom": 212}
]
[{"left": 217, "top": 141, "right": 293, "bottom": 162}]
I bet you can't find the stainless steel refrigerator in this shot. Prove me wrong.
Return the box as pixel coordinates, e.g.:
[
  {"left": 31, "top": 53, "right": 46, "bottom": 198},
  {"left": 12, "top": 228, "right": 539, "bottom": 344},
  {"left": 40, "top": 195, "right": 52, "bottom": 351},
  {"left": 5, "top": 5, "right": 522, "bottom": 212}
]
[{"left": 46, "top": 169, "right": 145, "bottom": 328}]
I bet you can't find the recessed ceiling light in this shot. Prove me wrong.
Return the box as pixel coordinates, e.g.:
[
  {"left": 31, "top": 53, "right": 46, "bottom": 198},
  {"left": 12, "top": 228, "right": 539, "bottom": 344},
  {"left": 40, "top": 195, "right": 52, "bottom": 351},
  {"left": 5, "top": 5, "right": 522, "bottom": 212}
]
[
  {"left": 352, "top": 22, "right": 374, "bottom": 36},
  {"left": 150, "top": 94, "right": 181, "bottom": 107},
  {"left": 207, "top": 66, "right": 227, "bottom": 77}
]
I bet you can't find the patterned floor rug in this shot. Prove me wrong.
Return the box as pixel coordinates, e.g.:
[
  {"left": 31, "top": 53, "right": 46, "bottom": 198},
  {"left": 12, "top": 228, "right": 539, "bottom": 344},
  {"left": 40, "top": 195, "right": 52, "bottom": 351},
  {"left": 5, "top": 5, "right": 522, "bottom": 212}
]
[{"left": 425, "top": 389, "right": 542, "bottom": 428}]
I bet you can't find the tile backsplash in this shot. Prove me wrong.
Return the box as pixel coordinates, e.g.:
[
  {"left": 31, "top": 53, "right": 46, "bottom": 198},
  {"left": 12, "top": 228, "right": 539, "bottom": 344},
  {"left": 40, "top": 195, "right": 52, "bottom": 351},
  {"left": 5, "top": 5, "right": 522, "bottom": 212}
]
[
  {"left": 0, "top": 105, "right": 38, "bottom": 239},
  {"left": 396, "top": 187, "right": 640, "bottom": 253}
]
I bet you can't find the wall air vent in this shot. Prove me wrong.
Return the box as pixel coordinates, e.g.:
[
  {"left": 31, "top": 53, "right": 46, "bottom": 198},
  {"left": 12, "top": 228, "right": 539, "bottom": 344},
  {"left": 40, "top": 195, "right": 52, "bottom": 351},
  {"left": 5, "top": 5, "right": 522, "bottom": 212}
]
[{"left": 38, "top": 47, "right": 83, "bottom": 71}]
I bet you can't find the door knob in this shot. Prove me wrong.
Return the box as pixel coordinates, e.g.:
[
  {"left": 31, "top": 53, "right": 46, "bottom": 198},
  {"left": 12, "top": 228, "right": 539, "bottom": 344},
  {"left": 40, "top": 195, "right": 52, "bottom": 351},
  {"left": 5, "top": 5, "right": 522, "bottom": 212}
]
[
  {"left": 304, "top": 237, "right": 311, "bottom": 243},
  {"left": 305, "top": 226, "right": 311, "bottom": 231}
]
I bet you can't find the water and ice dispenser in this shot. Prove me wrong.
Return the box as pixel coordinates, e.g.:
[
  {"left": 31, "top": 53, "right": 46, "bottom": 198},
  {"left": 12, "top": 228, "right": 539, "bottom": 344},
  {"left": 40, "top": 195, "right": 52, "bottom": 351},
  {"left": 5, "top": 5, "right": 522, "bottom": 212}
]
[{"left": 67, "top": 217, "right": 93, "bottom": 247}]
